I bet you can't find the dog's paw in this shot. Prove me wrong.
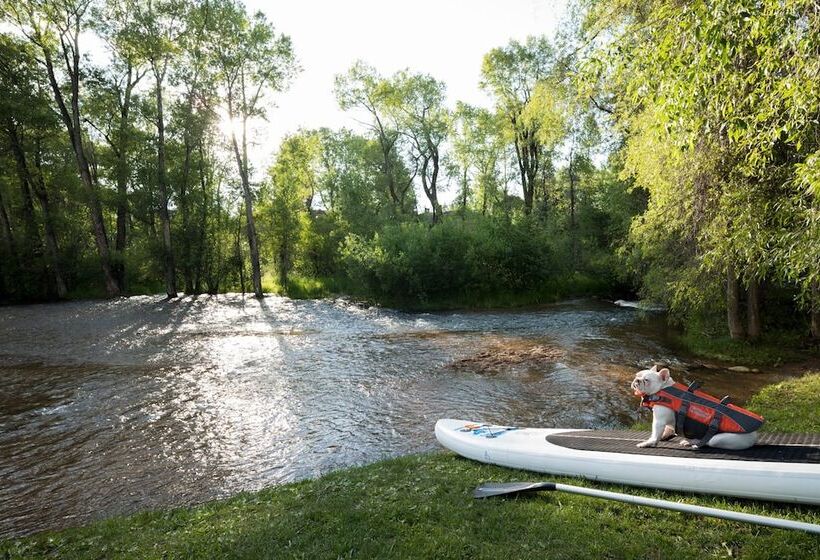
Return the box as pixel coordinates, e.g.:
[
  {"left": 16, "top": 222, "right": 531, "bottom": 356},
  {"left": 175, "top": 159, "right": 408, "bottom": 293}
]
[
  {"left": 679, "top": 439, "right": 694, "bottom": 448},
  {"left": 637, "top": 440, "right": 657, "bottom": 448},
  {"left": 660, "top": 426, "right": 676, "bottom": 441}
]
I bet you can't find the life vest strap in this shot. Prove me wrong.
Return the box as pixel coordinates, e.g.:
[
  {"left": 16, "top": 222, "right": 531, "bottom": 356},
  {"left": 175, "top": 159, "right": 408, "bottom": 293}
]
[
  {"left": 676, "top": 400, "right": 689, "bottom": 436},
  {"left": 698, "top": 410, "right": 724, "bottom": 446}
]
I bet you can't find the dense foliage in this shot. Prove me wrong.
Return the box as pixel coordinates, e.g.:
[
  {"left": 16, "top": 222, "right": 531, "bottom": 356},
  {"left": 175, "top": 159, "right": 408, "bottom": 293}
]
[
  {"left": 0, "top": 0, "right": 817, "bottom": 342},
  {"left": 581, "top": 0, "right": 820, "bottom": 340}
]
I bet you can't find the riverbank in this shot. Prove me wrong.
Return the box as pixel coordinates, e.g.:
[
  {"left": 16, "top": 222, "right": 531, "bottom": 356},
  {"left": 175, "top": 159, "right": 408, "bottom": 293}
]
[
  {"left": 5, "top": 270, "right": 624, "bottom": 311},
  {"left": 3, "top": 373, "right": 818, "bottom": 559},
  {"left": 673, "top": 330, "right": 817, "bottom": 368}
]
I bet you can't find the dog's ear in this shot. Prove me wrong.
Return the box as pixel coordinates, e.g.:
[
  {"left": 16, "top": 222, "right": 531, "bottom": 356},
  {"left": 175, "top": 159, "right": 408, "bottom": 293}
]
[
  {"left": 650, "top": 365, "right": 658, "bottom": 372},
  {"left": 659, "top": 368, "right": 670, "bottom": 381}
]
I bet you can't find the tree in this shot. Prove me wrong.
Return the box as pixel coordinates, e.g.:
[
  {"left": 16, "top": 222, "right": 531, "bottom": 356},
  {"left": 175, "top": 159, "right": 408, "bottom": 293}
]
[
  {"left": 585, "top": 0, "right": 820, "bottom": 338},
  {"left": 87, "top": 0, "right": 149, "bottom": 291},
  {"left": 452, "top": 104, "right": 508, "bottom": 217},
  {"left": 212, "top": 0, "right": 296, "bottom": 298},
  {"left": 335, "top": 62, "right": 416, "bottom": 215},
  {"left": 127, "top": 0, "right": 187, "bottom": 298},
  {"left": 387, "top": 71, "right": 450, "bottom": 224},
  {"left": 266, "top": 132, "right": 317, "bottom": 287},
  {"left": 315, "top": 128, "right": 406, "bottom": 236},
  {"left": 170, "top": 0, "right": 219, "bottom": 293},
  {"left": 5, "top": 0, "right": 121, "bottom": 296},
  {"left": 548, "top": 84, "right": 597, "bottom": 265},
  {"left": 0, "top": 36, "right": 43, "bottom": 291},
  {"left": 481, "top": 37, "right": 559, "bottom": 214}
]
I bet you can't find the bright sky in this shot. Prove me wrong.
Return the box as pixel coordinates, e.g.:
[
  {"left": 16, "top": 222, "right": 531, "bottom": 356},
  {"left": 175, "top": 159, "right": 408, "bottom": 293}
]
[{"left": 244, "top": 0, "right": 570, "bottom": 174}]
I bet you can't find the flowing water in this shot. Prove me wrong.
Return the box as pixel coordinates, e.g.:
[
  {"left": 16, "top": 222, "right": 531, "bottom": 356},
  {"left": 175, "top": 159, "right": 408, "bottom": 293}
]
[{"left": 0, "top": 296, "right": 793, "bottom": 537}]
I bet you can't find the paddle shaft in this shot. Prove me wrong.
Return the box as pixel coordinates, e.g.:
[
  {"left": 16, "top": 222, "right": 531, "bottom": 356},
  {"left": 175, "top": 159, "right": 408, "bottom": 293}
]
[{"left": 553, "top": 483, "right": 820, "bottom": 535}]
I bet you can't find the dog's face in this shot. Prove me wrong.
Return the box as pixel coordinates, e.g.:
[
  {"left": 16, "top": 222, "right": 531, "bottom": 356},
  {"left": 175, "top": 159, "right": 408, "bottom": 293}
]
[{"left": 631, "top": 365, "right": 673, "bottom": 396}]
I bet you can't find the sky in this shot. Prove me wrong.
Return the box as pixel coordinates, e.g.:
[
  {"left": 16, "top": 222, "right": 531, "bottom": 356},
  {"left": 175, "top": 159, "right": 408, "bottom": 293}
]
[{"left": 242, "top": 0, "right": 571, "bottom": 174}]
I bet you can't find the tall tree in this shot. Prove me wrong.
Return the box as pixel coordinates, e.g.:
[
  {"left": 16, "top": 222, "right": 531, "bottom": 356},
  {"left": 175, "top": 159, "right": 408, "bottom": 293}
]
[
  {"left": 171, "top": 0, "right": 218, "bottom": 293},
  {"left": 5, "top": 0, "right": 121, "bottom": 296},
  {"left": 335, "top": 62, "right": 416, "bottom": 215},
  {"left": 266, "top": 132, "right": 318, "bottom": 287},
  {"left": 87, "top": 0, "right": 149, "bottom": 291},
  {"left": 452, "top": 103, "right": 506, "bottom": 216},
  {"left": 315, "top": 128, "right": 405, "bottom": 236},
  {"left": 388, "top": 71, "right": 450, "bottom": 224},
  {"left": 586, "top": 0, "right": 820, "bottom": 336},
  {"left": 481, "top": 37, "right": 558, "bottom": 214},
  {"left": 129, "top": 0, "right": 186, "bottom": 298},
  {"left": 212, "top": 0, "right": 296, "bottom": 298},
  {"left": 0, "top": 34, "right": 79, "bottom": 301}
]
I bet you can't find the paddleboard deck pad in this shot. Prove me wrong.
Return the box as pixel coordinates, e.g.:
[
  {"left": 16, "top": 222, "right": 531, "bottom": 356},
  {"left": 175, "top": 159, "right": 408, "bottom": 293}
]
[
  {"left": 546, "top": 430, "right": 820, "bottom": 464},
  {"left": 435, "top": 419, "right": 820, "bottom": 505}
]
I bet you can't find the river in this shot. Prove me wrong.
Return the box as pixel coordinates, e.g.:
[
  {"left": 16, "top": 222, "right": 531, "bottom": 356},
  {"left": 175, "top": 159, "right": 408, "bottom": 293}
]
[{"left": 0, "top": 296, "right": 792, "bottom": 537}]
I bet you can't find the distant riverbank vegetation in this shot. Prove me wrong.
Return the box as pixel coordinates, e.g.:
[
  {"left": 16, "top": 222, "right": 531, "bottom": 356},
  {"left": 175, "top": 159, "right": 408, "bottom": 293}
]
[{"left": 1, "top": 0, "right": 818, "bottom": 348}]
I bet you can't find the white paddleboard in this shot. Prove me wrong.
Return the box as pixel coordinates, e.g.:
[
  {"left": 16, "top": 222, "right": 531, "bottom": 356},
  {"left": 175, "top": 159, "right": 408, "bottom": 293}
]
[{"left": 435, "top": 419, "right": 820, "bottom": 505}]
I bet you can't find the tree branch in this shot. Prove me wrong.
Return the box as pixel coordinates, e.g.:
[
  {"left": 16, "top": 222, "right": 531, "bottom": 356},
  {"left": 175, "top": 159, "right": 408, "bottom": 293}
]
[{"left": 589, "top": 95, "right": 615, "bottom": 115}]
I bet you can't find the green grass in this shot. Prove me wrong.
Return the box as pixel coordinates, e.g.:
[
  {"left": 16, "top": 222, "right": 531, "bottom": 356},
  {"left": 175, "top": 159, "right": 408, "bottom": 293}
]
[
  {"left": 260, "top": 273, "right": 336, "bottom": 299},
  {"left": 674, "top": 330, "right": 813, "bottom": 366},
  {"left": 4, "top": 454, "right": 819, "bottom": 560},
  {"left": 748, "top": 373, "right": 820, "bottom": 433},
  {"left": 2, "top": 374, "right": 819, "bottom": 559}
]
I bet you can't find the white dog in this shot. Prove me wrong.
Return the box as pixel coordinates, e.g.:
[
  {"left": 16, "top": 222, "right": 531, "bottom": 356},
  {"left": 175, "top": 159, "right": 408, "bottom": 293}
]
[{"left": 631, "top": 366, "right": 759, "bottom": 450}]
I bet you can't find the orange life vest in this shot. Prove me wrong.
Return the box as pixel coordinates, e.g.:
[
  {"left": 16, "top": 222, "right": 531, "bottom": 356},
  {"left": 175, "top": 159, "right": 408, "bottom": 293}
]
[{"left": 640, "top": 382, "right": 765, "bottom": 444}]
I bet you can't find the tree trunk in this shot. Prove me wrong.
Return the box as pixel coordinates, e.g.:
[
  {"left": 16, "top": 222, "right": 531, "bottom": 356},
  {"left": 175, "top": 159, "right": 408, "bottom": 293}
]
[
  {"left": 746, "top": 279, "right": 761, "bottom": 340},
  {"left": 207, "top": 180, "right": 223, "bottom": 295},
  {"left": 42, "top": 51, "right": 119, "bottom": 297},
  {"left": 420, "top": 155, "right": 441, "bottom": 224},
  {"left": 0, "top": 186, "right": 13, "bottom": 298},
  {"left": 374, "top": 118, "right": 401, "bottom": 211},
  {"left": 278, "top": 246, "right": 289, "bottom": 289},
  {"left": 33, "top": 188, "right": 67, "bottom": 299},
  {"left": 0, "top": 187, "right": 16, "bottom": 261},
  {"left": 6, "top": 120, "right": 41, "bottom": 256},
  {"left": 727, "top": 263, "right": 745, "bottom": 340},
  {"left": 461, "top": 166, "right": 468, "bottom": 219},
  {"left": 7, "top": 122, "right": 70, "bottom": 297},
  {"left": 181, "top": 129, "right": 194, "bottom": 294},
  {"left": 114, "top": 164, "right": 129, "bottom": 292},
  {"left": 242, "top": 180, "right": 263, "bottom": 297},
  {"left": 153, "top": 64, "right": 177, "bottom": 299},
  {"left": 236, "top": 215, "right": 245, "bottom": 296},
  {"left": 194, "top": 139, "right": 209, "bottom": 294},
  {"left": 568, "top": 148, "right": 578, "bottom": 268},
  {"left": 811, "top": 281, "right": 820, "bottom": 340},
  {"left": 113, "top": 73, "right": 137, "bottom": 293},
  {"left": 513, "top": 121, "right": 539, "bottom": 215},
  {"left": 229, "top": 115, "right": 263, "bottom": 298},
  {"left": 33, "top": 138, "right": 67, "bottom": 298}
]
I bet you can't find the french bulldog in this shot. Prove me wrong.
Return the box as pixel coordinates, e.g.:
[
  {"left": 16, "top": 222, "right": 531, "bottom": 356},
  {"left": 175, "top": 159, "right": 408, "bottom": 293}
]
[{"left": 631, "top": 365, "right": 759, "bottom": 450}]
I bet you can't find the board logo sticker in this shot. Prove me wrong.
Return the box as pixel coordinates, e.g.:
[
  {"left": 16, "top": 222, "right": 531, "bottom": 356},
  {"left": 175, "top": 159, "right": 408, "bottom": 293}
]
[{"left": 459, "top": 423, "right": 519, "bottom": 439}]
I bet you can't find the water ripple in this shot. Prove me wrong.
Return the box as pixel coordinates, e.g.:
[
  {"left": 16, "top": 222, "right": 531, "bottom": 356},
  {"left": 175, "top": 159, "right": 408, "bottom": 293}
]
[{"left": 0, "top": 296, "right": 790, "bottom": 537}]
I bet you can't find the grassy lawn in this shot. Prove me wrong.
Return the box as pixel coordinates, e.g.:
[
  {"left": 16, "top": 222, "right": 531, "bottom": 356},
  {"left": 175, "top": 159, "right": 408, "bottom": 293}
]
[
  {"left": 2, "top": 374, "right": 819, "bottom": 559},
  {"left": 674, "top": 330, "right": 814, "bottom": 367}
]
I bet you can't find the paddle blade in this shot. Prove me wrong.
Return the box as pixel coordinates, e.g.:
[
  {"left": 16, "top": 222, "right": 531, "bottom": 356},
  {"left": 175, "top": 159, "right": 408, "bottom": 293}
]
[{"left": 473, "top": 481, "right": 556, "bottom": 499}]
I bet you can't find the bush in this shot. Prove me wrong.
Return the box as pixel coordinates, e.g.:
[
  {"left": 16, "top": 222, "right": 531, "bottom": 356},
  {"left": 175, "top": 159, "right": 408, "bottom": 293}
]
[{"left": 340, "top": 215, "right": 563, "bottom": 304}]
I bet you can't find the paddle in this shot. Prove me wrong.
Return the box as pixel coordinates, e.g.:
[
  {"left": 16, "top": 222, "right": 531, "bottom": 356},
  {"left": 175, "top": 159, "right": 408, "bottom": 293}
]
[{"left": 473, "top": 482, "right": 820, "bottom": 535}]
